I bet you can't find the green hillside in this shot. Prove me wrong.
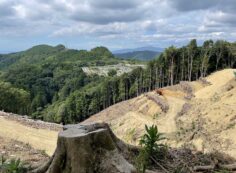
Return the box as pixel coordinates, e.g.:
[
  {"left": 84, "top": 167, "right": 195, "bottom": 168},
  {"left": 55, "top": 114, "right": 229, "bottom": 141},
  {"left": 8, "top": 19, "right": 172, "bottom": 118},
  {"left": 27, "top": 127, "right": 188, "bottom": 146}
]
[
  {"left": 0, "top": 45, "right": 122, "bottom": 70},
  {"left": 0, "top": 45, "right": 143, "bottom": 123}
]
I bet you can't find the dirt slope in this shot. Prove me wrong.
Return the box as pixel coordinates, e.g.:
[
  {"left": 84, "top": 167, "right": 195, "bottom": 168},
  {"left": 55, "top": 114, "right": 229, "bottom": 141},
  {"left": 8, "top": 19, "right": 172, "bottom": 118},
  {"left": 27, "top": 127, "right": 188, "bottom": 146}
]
[
  {"left": 0, "top": 115, "right": 59, "bottom": 156},
  {"left": 84, "top": 68, "right": 236, "bottom": 158}
]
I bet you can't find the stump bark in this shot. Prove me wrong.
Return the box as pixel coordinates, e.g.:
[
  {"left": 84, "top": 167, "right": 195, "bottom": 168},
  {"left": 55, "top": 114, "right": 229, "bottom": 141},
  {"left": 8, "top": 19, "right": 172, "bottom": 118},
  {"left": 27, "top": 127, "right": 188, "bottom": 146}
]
[{"left": 31, "top": 123, "right": 136, "bottom": 173}]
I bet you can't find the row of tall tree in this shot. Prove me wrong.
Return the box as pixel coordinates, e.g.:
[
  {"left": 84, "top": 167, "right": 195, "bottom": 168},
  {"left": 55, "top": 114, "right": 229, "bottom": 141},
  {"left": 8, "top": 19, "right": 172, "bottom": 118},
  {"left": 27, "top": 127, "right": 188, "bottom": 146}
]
[{"left": 146, "top": 39, "right": 235, "bottom": 88}]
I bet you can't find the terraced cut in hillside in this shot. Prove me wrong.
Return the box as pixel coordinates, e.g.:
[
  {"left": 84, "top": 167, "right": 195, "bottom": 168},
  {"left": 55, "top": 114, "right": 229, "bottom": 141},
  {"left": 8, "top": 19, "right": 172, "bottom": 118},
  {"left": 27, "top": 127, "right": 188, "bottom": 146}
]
[
  {"left": 0, "top": 112, "right": 61, "bottom": 156},
  {"left": 85, "top": 69, "right": 236, "bottom": 158}
]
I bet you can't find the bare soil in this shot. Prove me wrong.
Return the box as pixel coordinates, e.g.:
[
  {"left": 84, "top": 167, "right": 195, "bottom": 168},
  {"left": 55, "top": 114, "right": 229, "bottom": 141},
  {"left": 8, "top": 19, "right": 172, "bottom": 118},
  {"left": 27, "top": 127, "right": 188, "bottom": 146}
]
[
  {"left": 85, "top": 69, "right": 236, "bottom": 159},
  {"left": 0, "top": 136, "right": 49, "bottom": 167},
  {"left": 0, "top": 115, "right": 59, "bottom": 156}
]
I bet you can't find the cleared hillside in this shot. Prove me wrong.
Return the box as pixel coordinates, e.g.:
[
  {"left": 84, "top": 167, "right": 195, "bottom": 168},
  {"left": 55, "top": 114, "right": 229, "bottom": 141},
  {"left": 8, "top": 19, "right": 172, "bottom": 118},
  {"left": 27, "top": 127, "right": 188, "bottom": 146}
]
[
  {"left": 0, "top": 112, "right": 61, "bottom": 156},
  {"left": 82, "top": 63, "right": 145, "bottom": 76},
  {"left": 84, "top": 69, "right": 236, "bottom": 158}
]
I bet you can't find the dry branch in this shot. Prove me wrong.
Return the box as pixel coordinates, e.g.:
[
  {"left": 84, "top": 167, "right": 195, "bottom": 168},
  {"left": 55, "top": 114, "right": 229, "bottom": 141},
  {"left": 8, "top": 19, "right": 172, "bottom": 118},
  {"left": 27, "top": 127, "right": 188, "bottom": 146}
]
[{"left": 194, "top": 163, "right": 236, "bottom": 172}]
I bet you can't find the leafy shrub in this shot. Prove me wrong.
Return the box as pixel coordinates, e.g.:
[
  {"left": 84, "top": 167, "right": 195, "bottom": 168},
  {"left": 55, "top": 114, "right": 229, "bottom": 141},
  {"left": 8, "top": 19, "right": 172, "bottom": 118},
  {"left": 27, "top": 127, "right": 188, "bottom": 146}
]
[
  {"left": 140, "top": 125, "right": 165, "bottom": 154},
  {"left": 0, "top": 156, "right": 28, "bottom": 173},
  {"left": 135, "top": 125, "right": 166, "bottom": 173}
]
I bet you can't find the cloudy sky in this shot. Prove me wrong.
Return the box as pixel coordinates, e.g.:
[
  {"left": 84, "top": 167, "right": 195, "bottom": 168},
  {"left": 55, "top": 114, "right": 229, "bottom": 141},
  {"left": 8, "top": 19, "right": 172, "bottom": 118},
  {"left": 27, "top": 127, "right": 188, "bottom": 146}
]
[{"left": 0, "top": 0, "right": 236, "bottom": 52}]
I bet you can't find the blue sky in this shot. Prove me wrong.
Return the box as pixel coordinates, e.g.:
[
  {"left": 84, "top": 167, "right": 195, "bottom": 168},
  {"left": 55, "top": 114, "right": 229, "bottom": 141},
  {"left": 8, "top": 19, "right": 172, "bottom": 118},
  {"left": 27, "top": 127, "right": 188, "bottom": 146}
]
[{"left": 0, "top": 0, "right": 236, "bottom": 53}]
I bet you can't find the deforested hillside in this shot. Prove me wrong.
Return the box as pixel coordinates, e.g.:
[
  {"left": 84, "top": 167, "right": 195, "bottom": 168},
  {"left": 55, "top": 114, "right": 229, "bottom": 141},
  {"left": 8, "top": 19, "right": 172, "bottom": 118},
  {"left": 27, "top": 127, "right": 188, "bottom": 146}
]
[
  {"left": 84, "top": 69, "right": 236, "bottom": 159},
  {"left": 0, "top": 111, "right": 61, "bottom": 156}
]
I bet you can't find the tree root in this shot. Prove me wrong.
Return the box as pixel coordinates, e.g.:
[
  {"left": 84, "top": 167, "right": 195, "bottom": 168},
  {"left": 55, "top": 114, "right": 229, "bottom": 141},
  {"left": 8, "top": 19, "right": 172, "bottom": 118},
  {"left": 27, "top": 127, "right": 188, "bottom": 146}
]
[{"left": 29, "top": 154, "right": 54, "bottom": 173}]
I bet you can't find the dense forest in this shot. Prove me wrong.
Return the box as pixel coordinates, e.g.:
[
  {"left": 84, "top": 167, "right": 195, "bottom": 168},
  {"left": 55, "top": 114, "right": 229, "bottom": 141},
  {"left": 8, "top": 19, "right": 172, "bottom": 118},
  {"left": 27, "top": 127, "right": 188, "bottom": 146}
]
[{"left": 0, "top": 40, "right": 235, "bottom": 124}]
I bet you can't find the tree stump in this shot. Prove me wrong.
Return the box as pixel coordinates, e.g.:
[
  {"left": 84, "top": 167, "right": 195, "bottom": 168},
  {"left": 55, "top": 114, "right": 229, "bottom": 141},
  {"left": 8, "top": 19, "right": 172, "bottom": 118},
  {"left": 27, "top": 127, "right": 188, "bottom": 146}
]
[{"left": 31, "top": 123, "right": 136, "bottom": 173}]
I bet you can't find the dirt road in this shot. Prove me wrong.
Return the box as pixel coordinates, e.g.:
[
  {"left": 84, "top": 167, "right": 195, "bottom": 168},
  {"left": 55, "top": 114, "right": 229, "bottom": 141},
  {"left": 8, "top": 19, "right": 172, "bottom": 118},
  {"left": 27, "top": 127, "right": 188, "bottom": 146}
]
[{"left": 157, "top": 96, "right": 185, "bottom": 133}]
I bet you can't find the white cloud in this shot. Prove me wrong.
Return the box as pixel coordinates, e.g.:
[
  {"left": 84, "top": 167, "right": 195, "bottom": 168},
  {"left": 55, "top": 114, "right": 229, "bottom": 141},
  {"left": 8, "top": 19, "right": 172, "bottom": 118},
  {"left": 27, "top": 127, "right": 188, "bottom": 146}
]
[{"left": 0, "top": 0, "right": 236, "bottom": 52}]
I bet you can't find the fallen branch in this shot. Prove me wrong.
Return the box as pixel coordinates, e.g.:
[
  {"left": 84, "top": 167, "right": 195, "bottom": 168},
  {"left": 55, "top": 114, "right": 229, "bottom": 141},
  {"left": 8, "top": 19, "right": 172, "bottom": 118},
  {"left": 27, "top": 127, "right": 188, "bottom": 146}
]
[
  {"left": 194, "top": 165, "right": 214, "bottom": 172},
  {"left": 150, "top": 156, "right": 169, "bottom": 173},
  {"left": 194, "top": 163, "right": 236, "bottom": 172},
  {"left": 220, "top": 163, "right": 236, "bottom": 171}
]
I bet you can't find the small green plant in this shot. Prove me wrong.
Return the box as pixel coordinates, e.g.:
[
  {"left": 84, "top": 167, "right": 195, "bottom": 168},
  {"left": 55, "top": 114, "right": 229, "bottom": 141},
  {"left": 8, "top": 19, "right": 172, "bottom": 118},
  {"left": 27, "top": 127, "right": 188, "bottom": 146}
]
[
  {"left": 226, "top": 122, "right": 235, "bottom": 130},
  {"left": 135, "top": 125, "right": 166, "bottom": 173},
  {"left": 153, "top": 113, "right": 160, "bottom": 120},
  {"left": 135, "top": 149, "right": 149, "bottom": 173},
  {"left": 0, "top": 156, "right": 28, "bottom": 173},
  {"left": 140, "top": 125, "right": 165, "bottom": 154},
  {"left": 234, "top": 71, "right": 236, "bottom": 80},
  {"left": 40, "top": 149, "right": 48, "bottom": 157},
  {"left": 127, "top": 128, "right": 136, "bottom": 142},
  {"left": 191, "top": 121, "right": 196, "bottom": 130}
]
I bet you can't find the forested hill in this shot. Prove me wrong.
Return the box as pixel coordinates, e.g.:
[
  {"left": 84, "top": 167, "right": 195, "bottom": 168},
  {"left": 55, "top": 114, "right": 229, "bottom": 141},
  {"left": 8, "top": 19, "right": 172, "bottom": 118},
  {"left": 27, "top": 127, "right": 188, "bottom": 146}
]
[
  {"left": 0, "top": 45, "right": 140, "bottom": 122},
  {"left": 0, "top": 40, "right": 236, "bottom": 124},
  {"left": 0, "top": 44, "right": 120, "bottom": 70}
]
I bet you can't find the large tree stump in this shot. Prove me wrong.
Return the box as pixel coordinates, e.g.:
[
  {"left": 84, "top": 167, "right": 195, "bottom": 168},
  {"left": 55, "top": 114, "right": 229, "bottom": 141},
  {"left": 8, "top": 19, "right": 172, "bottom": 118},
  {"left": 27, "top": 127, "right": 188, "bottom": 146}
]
[{"left": 31, "top": 123, "right": 136, "bottom": 173}]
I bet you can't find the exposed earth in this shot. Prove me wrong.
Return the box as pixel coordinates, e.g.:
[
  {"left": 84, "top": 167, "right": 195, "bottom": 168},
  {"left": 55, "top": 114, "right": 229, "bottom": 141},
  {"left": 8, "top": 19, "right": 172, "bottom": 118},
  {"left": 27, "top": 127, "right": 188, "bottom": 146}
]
[
  {"left": 0, "top": 112, "right": 61, "bottom": 157},
  {"left": 85, "top": 69, "right": 236, "bottom": 159}
]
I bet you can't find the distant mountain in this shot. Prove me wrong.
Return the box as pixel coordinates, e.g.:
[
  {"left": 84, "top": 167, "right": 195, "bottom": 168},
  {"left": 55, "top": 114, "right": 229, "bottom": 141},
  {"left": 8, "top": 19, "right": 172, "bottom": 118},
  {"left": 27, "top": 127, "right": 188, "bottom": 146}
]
[
  {"left": 115, "top": 50, "right": 161, "bottom": 61},
  {"left": 113, "top": 46, "right": 163, "bottom": 61},
  {"left": 114, "top": 50, "right": 161, "bottom": 61},
  {"left": 112, "top": 46, "right": 164, "bottom": 54}
]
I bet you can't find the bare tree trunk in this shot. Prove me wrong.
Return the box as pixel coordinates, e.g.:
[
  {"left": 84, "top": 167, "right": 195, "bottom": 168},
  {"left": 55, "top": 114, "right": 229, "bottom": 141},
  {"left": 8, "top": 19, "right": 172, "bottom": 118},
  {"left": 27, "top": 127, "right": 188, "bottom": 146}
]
[
  {"left": 216, "top": 52, "right": 222, "bottom": 70},
  {"left": 187, "top": 49, "right": 190, "bottom": 81},
  {"left": 155, "top": 67, "right": 159, "bottom": 88},
  {"left": 181, "top": 52, "right": 185, "bottom": 81},
  {"left": 189, "top": 55, "right": 193, "bottom": 81},
  {"left": 171, "top": 57, "right": 174, "bottom": 86}
]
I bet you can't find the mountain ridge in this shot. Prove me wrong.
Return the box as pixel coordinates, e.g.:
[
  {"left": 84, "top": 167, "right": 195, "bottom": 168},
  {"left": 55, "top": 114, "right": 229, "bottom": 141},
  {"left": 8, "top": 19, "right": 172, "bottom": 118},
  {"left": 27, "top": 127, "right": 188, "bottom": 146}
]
[
  {"left": 115, "top": 50, "right": 161, "bottom": 61},
  {"left": 112, "top": 46, "right": 164, "bottom": 54}
]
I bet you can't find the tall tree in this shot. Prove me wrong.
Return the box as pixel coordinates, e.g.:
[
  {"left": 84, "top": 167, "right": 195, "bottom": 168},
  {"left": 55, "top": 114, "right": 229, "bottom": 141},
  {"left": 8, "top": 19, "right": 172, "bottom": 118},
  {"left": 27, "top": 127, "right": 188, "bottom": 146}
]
[
  {"left": 164, "top": 46, "right": 177, "bottom": 86},
  {"left": 187, "top": 39, "right": 198, "bottom": 81}
]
